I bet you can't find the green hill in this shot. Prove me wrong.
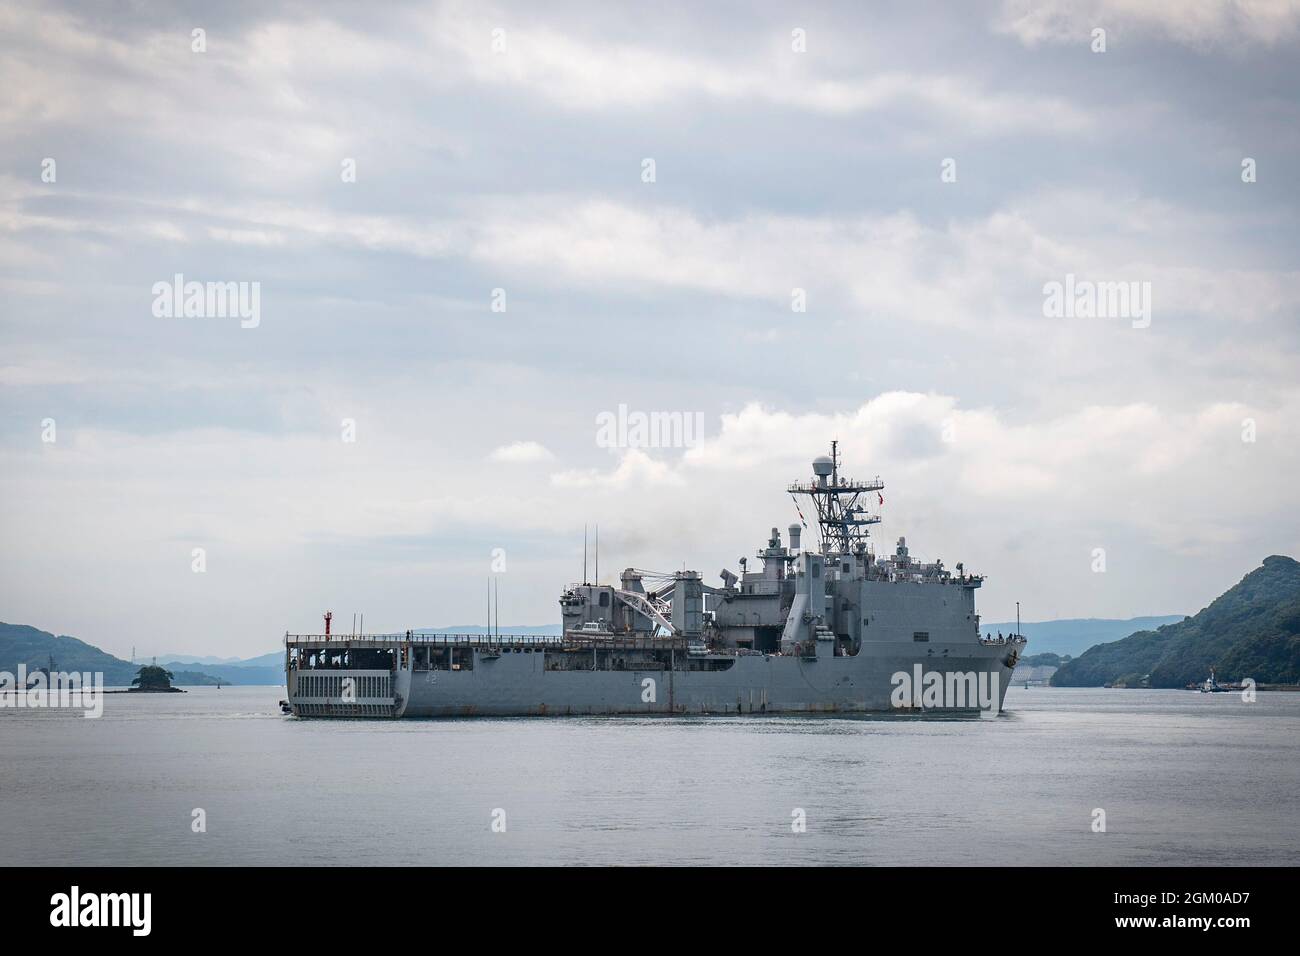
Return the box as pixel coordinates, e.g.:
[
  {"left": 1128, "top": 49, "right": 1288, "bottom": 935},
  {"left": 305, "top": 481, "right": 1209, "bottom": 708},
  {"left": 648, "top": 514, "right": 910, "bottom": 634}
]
[
  {"left": 1019, "top": 652, "right": 1070, "bottom": 667},
  {"left": 1052, "top": 556, "right": 1300, "bottom": 688},
  {"left": 0, "top": 622, "right": 222, "bottom": 686}
]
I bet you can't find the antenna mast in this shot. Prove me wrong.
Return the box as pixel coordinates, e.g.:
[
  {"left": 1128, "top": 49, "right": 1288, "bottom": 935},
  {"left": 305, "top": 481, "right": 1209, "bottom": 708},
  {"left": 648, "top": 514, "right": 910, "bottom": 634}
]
[{"left": 787, "top": 442, "right": 884, "bottom": 555}]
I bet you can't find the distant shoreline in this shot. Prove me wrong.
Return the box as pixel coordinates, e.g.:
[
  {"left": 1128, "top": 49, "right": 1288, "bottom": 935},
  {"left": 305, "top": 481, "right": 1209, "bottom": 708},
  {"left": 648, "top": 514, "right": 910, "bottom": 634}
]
[{"left": 103, "top": 688, "right": 186, "bottom": 694}]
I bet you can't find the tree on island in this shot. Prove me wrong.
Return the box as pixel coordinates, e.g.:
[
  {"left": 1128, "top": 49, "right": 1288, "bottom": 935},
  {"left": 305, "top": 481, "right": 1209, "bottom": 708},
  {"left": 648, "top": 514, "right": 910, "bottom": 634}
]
[{"left": 131, "top": 664, "right": 175, "bottom": 691}]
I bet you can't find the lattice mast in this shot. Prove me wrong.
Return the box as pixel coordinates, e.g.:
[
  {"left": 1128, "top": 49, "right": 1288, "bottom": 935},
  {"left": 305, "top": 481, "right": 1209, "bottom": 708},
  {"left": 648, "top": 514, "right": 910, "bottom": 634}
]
[{"left": 787, "top": 440, "right": 884, "bottom": 555}]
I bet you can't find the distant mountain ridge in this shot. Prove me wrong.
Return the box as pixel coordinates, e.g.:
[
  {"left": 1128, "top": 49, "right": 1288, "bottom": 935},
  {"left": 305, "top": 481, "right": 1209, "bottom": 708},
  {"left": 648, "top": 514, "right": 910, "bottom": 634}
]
[
  {"left": 157, "top": 653, "right": 245, "bottom": 665},
  {"left": 1052, "top": 556, "right": 1300, "bottom": 688},
  {"left": 982, "top": 616, "right": 1185, "bottom": 658},
  {"left": 0, "top": 622, "right": 223, "bottom": 686},
  {"left": 154, "top": 660, "right": 284, "bottom": 685}
]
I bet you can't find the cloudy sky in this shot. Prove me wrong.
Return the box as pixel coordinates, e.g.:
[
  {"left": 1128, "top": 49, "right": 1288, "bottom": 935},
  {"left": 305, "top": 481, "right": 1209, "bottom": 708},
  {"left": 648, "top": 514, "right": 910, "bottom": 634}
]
[{"left": 2, "top": 0, "right": 1298, "bottom": 660}]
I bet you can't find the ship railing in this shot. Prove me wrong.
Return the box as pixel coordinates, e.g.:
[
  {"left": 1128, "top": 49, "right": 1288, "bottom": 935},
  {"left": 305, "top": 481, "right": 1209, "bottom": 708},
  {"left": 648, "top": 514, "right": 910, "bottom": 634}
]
[
  {"left": 879, "top": 570, "right": 976, "bottom": 585},
  {"left": 978, "top": 634, "right": 1027, "bottom": 645},
  {"left": 787, "top": 477, "right": 884, "bottom": 493},
  {"left": 285, "top": 632, "right": 566, "bottom": 648},
  {"left": 284, "top": 631, "right": 739, "bottom": 654},
  {"left": 560, "top": 634, "right": 695, "bottom": 652}
]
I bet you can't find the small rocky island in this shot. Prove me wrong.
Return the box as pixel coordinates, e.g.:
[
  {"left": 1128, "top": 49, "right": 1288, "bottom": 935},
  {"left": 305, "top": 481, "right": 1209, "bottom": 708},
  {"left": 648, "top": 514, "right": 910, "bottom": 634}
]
[{"left": 127, "top": 663, "right": 186, "bottom": 693}]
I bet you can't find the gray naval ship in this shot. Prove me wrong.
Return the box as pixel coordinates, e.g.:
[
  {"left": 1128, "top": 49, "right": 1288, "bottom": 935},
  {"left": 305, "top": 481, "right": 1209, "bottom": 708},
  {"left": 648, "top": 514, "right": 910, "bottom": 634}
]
[{"left": 284, "top": 443, "right": 1025, "bottom": 718}]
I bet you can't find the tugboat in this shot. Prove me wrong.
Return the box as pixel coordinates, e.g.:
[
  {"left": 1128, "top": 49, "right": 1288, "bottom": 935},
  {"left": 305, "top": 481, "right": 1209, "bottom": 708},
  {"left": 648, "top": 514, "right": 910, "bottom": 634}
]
[{"left": 1199, "top": 667, "right": 1231, "bottom": 693}]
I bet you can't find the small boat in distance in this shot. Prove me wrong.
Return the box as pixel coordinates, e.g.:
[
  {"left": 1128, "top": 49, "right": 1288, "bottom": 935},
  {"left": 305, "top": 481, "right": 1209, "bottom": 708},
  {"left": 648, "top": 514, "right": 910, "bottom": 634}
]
[{"left": 1199, "top": 667, "right": 1233, "bottom": 693}]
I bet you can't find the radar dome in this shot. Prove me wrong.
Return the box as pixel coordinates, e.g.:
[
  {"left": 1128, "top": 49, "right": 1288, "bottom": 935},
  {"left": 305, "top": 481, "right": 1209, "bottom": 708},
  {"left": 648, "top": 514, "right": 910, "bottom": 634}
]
[{"left": 811, "top": 455, "right": 834, "bottom": 476}]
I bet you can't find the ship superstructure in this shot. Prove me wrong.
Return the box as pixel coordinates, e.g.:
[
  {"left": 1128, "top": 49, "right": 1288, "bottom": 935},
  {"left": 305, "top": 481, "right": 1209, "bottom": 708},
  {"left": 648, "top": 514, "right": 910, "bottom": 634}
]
[{"left": 285, "top": 444, "right": 1024, "bottom": 717}]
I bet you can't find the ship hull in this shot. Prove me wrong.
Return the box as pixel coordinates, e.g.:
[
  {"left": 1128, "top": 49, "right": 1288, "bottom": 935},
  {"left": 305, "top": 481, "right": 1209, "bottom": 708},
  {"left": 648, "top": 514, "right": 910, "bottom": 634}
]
[{"left": 287, "top": 642, "right": 1016, "bottom": 718}]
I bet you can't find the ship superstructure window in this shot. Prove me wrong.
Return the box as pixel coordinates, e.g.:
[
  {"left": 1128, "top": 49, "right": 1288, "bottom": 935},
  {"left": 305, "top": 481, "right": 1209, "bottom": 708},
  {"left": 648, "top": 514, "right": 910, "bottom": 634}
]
[
  {"left": 913, "top": 631, "right": 930, "bottom": 642},
  {"left": 599, "top": 592, "right": 609, "bottom": 607}
]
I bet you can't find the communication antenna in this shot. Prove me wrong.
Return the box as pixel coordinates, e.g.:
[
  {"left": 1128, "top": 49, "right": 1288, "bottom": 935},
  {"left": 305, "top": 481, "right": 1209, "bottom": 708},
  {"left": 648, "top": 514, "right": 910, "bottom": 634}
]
[
  {"left": 583, "top": 524, "right": 589, "bottom": 585},
  {"left": 494, "top": 578, "right": 499, "bottom": 641},
  {"left": 788, "top": 442, "right": 883, "bottom": 555},
  {"left": 595, "top": 524, "right": 599, "bottom": 585}
]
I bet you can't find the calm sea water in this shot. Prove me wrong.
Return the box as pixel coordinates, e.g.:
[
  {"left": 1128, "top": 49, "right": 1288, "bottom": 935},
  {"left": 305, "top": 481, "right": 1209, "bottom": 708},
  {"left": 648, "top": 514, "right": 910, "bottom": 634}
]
[{"left": 2, "top": 685, "right": 1297, "bottom": 866}]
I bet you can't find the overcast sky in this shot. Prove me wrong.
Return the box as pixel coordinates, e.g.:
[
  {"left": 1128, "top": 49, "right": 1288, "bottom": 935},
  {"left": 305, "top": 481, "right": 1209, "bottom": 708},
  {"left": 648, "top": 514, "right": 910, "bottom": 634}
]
[{"left": 2, "top": 0, "right": 1298, "bottom": 660}]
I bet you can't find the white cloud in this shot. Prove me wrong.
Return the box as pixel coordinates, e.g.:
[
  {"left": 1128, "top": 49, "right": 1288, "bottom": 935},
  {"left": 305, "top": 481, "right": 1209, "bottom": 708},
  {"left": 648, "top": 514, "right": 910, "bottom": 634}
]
[
  {"left": 463, "top": 195, "right": 1300, "bottom": 333},
  {"left": 0, "top": 3, "right": 1093, "bottom": 140},
  {"left": 551, "top": 448, "right": 686, "bottom": 489},
  {"left": 38, "top": 188, "right": 1284, "bottom": 336},
  {"left": 542, "top": 390, "right": 1300, "bottom": 566},
  {"left": 997, "top": 0, "right": 1300, "bottom": 49},
  {"left": 488, "top": 440, "right": 554, "bottom": 463},
  {"left": 207, "top": 227, "right": 287, "bottom": 246},
  {"left": 424, "top": 4, "right": 1092, "bottom": 131}
]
